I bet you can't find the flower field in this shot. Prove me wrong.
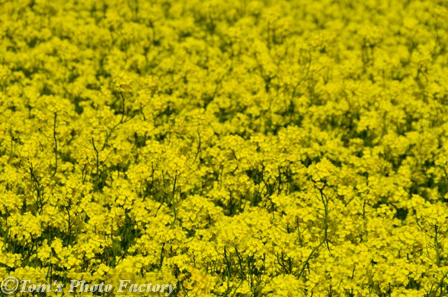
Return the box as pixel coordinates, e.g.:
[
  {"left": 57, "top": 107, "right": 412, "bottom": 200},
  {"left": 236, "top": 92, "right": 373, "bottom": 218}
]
[{"left": 1, "top": 0, "right": 448, "bottom": 296}]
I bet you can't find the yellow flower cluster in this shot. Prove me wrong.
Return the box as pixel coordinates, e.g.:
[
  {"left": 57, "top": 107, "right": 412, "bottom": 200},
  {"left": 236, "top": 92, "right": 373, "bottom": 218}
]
[{"left": 1, "top": 0, "right": 448, "bottom": 296}]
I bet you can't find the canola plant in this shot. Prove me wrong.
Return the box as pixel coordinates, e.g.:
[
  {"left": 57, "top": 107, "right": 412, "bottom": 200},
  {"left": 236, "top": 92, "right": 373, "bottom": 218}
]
[{"left": 1, "top": 0, "right": 448, "bottom": 296}]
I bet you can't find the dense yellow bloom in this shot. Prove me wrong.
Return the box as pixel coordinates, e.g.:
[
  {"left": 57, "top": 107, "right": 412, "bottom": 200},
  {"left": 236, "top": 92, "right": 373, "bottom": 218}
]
[{"left": 1, "top": 0, "right": 448, "bottom": 295}]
